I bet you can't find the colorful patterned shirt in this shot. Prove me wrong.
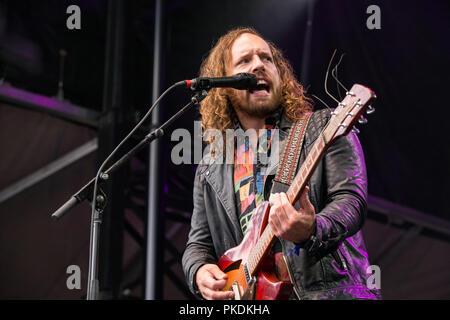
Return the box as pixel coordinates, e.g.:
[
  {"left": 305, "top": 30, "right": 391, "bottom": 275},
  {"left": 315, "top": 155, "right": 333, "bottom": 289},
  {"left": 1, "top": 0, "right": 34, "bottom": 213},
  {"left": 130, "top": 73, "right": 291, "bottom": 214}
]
[{"left": 233, "top": 114, "right": 279, "bottom": 234}]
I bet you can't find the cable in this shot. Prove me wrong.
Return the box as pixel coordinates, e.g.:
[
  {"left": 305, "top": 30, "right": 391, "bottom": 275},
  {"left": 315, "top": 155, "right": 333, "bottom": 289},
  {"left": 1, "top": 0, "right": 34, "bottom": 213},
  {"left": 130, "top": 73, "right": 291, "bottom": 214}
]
[
  {"left": 87, "top": 80, "right": 185, "bottom": 299},
  {"left": 91, "top": 80, "right": 185, "bottom": 215}
]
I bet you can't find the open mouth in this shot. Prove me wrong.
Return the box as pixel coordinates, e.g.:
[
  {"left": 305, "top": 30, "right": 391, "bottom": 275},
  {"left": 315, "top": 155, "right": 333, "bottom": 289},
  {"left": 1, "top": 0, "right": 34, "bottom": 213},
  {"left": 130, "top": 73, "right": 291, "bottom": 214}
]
[{"left": 249, "top": 79, "right": 270, "bottom": 94}]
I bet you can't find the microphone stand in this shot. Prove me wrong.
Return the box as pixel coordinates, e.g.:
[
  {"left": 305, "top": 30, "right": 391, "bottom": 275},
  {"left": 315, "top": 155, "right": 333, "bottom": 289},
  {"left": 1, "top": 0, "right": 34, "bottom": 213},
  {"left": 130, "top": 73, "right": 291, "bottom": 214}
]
[{"left": 51, "top": 89, "right": 209, "bottom": 300}]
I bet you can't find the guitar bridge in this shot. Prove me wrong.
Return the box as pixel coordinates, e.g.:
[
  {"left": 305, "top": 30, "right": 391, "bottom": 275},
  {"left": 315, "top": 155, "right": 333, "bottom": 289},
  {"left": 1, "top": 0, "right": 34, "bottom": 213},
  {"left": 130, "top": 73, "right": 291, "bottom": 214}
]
[
  {"left": 241, "top": 263, "right": 257, "bottom": 300},
  {"left": 231, "top": 282, "right": 241, "bottom": 300},
  {"left": 242, "top": 277, "right": 257, "bottom": 300}
]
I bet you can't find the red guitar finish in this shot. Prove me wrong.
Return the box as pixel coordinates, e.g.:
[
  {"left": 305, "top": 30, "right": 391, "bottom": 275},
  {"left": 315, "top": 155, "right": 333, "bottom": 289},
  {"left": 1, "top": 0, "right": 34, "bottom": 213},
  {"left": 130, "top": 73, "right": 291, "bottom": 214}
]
[
  {"left": 217, "top": 201, "right": 293, "bottom": 300},
  {"left": 217, "top": 84, "right": 376, "bottom": 300}
]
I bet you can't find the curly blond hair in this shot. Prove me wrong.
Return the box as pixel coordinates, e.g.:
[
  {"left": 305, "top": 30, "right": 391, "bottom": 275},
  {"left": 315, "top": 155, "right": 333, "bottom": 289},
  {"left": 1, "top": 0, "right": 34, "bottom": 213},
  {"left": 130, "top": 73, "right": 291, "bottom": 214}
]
[{"left": 198, "top": 27, "right": 313, "bottom": 135}]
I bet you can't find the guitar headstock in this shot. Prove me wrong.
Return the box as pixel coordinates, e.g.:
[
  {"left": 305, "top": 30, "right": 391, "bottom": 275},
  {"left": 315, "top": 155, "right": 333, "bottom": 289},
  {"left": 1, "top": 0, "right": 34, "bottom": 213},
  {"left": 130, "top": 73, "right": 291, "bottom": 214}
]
[{"left": 323, "top": 84, "right": 376, "bottom": 144}]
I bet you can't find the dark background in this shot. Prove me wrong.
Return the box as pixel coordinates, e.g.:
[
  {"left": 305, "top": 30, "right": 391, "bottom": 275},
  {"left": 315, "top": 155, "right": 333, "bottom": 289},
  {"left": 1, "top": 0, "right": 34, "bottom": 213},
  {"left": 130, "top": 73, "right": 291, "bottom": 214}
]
[{"left": 0, "top": 0, "right": 449, "bottom": 299}]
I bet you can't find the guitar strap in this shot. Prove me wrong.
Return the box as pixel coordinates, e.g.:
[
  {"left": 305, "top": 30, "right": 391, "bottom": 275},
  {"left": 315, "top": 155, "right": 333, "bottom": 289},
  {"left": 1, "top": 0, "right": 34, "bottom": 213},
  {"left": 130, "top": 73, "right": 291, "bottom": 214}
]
[
  {"left": 273, "top": 112, "right": 312, "bottom": 187},
  {"left": 270, "top": 111, "right": 313, "bottom": 273}
]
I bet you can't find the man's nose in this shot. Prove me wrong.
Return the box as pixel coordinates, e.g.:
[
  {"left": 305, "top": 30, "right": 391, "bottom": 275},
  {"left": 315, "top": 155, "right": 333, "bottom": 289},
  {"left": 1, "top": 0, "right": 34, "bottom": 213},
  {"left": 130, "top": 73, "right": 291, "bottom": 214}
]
[{"left": 251, "top": 55, "right": 265, "bottom": 73}]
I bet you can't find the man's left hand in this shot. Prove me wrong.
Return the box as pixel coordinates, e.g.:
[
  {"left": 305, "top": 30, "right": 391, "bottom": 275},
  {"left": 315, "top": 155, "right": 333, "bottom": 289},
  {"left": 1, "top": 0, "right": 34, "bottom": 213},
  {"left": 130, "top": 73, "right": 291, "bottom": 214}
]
[{"left": 268, "top": 187, "right": 316, "bottom": 243}]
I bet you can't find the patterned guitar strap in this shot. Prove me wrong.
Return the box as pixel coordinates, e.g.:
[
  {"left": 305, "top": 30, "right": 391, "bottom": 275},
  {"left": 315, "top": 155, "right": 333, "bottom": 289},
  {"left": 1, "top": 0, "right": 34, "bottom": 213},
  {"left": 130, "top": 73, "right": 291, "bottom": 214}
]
[
  {"left": 273, "top": 112, "right": 312, "bottom": 188},
  {"left": 271, "top": 112, "right": 312, "bottom": 258}
]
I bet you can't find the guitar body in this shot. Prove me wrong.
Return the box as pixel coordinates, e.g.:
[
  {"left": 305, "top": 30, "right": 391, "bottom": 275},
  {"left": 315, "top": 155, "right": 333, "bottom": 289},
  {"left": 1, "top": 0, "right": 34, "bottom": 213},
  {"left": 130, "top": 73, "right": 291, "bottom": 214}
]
[{"left": 217, "top": 201, "right": 293, "bottom": 300}]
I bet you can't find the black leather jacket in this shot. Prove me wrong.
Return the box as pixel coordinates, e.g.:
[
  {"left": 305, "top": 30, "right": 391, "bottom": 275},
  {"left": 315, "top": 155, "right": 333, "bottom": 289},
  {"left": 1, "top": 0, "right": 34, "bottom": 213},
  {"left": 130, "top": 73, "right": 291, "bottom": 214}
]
[{"left": 182, "top": 109, "right": 381, "bottom": 300}]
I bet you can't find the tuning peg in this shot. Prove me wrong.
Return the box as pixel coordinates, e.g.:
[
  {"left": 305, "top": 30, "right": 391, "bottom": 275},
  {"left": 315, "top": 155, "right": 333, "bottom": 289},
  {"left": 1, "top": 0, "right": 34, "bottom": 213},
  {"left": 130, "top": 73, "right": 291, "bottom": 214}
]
[
  {"left": 366, "top": 105, "right": 375, "bottom": 114},
  {"left": 358, "top": 115, "right": 368, "bottom": 124},
  {"left": 352, "top": 127, "right": 360, "bottom": 135}
]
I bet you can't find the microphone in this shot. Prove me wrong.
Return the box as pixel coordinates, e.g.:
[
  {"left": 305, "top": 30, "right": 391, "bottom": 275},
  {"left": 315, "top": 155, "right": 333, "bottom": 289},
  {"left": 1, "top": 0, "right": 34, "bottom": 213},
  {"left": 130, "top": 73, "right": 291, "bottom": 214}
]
[{"left": 185, "top": 73, "right": 257, "bottom": 91}]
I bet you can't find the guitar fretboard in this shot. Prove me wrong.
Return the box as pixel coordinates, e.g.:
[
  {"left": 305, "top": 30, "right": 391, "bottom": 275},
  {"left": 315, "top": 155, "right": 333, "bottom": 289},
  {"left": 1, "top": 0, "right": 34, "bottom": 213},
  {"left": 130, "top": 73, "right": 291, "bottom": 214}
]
[{"left": 286, "top": 134, "right": 326, "bottom": 205}]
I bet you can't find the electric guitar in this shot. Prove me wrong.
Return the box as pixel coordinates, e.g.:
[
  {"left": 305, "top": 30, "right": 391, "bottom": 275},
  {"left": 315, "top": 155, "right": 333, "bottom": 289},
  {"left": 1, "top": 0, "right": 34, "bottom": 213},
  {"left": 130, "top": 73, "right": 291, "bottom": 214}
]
[{"left": 217, "top": 84, "right": 376, "bottom": 299}]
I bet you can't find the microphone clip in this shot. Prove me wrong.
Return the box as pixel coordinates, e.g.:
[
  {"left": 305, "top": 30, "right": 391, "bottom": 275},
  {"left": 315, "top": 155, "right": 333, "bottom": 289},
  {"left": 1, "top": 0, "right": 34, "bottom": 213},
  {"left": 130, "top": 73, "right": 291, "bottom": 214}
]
[{"left": 188, "top": 78, "right": 213, "bottom": 91}]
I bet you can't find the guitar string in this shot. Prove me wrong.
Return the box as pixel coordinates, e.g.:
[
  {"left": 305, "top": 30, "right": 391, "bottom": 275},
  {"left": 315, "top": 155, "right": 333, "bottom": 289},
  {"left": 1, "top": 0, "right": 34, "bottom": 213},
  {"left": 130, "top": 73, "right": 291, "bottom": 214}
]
[
  {"left": 331, "top": 53, "right": 349, "bottom": 98},
  {"left": 324, "top": 49, "right": 340, "bottom": 104}
]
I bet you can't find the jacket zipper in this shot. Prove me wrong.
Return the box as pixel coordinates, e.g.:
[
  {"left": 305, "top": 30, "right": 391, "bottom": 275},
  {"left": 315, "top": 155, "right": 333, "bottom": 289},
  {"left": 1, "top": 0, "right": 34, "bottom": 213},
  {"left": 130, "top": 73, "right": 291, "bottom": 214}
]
[{"left": 334, "top": 246, "right": 348, "bottom": 271}]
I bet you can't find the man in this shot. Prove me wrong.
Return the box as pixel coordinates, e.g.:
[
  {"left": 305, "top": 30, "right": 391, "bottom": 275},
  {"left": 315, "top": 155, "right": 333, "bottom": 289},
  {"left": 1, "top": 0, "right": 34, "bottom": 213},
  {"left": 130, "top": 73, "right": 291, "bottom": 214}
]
[{"left": 182, "top": 27, "right": 380, "bottom": 300}]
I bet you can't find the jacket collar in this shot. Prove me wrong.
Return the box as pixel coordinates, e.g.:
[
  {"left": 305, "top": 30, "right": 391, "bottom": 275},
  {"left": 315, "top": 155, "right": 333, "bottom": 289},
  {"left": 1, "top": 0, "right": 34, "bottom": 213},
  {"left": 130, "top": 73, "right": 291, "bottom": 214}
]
[{"left": 201, "top": 112, "right": 294, "bottom": 237}]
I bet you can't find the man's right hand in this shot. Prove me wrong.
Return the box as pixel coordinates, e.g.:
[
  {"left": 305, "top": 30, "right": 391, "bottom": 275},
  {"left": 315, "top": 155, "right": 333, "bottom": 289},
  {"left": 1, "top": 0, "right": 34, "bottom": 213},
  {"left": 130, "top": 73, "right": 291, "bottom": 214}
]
[{"left": 195, "top": 264, "right": 235, "bottom": 300}]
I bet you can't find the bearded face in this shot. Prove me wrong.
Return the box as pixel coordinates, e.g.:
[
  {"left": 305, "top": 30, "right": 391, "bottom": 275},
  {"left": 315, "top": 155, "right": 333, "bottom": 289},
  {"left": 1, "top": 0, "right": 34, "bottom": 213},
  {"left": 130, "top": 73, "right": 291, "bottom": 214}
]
[{"left": 225, "top": 33, "right": 282, "bottom": 119}]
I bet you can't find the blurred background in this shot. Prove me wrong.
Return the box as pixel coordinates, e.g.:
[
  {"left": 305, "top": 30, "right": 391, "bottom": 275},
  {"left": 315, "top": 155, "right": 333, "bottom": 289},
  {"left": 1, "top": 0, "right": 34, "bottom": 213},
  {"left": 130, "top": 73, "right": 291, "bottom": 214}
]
[{"left": 0, "top": 0, "right": 449, "bottom": 299}]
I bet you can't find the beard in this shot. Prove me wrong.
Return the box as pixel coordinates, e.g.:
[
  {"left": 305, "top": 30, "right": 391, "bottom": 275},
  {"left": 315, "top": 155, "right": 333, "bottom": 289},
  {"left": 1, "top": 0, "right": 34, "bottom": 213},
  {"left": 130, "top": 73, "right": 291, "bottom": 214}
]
[{"left": 226, "top": 84, "right": 282, "bottom": 118}]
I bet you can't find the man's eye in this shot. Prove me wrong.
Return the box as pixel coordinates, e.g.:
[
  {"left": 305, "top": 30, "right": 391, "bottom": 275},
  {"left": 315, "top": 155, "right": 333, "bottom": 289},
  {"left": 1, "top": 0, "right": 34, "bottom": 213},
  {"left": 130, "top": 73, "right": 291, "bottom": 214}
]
[{"left": 238, "top": 59, "right": 249, "bottom": 65}]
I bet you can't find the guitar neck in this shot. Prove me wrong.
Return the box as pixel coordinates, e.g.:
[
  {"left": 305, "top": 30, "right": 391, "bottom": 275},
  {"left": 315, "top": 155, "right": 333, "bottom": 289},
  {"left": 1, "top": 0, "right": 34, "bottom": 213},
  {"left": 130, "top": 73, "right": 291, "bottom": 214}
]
[
  {"left": 286, "top": 132, "right": 327, "bottom": 205},
  {"left": 246, "top": 132, "right": 329, "bottom": 275}
]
